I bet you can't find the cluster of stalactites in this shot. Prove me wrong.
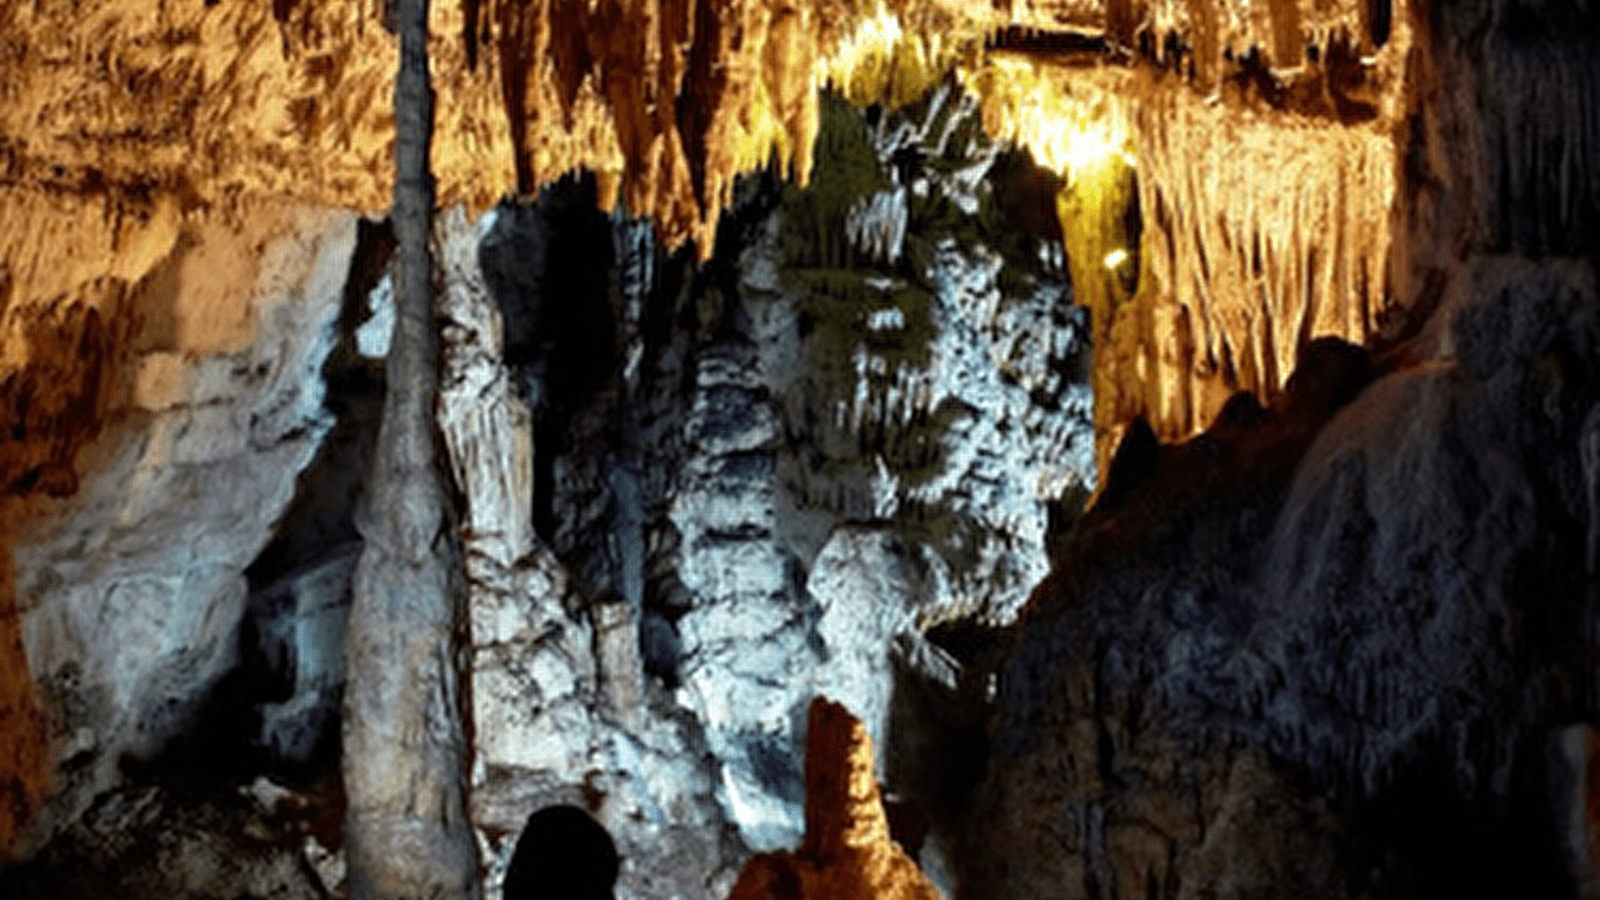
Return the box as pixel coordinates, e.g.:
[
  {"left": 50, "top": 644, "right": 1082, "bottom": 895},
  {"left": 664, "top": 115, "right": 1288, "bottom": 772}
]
[
  {"left": 1124, "top": 86, "right": 1399, "bottom": 443},
  {"left": 0, "top": 0, "right": 1407, "bottom": 269},
  {"left": 999, "top": 0, "right": 1405, "bottom": 101},
  {"left": 0, "top": 0, "right": 993, "bottom": 263}
]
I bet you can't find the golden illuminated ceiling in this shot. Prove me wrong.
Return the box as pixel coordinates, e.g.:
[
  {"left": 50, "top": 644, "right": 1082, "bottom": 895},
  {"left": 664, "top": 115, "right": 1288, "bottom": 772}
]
[
  {"left": 0, "top": 0, "right": 1415, "bottom": 480},
  {"left": 0, "top": 0, "right": 1403, "bottom": 242}
]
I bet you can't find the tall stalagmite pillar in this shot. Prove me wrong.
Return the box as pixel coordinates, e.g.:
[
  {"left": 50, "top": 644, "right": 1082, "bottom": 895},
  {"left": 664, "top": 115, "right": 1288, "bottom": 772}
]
[{"left": 343, "top": 0, "right": 479, "bottom": 895}]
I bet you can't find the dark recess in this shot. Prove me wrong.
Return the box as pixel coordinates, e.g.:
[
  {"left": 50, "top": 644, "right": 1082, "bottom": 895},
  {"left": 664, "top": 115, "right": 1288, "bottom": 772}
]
[
  {"left": 1367, "top": 0, "right": 1392, "bottom": 48},
  {"left": 480, "top": 173, "right": 617, "bottom": 543},
  {"left": 502, "top": 805, "right": 620, "bottom": 900}
]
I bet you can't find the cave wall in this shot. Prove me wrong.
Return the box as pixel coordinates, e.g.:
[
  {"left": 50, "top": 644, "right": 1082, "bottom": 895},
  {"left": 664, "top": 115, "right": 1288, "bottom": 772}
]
[
  {"left": 963, "top": 1, "right": 1600, "bottom": 897},
  {"left": 967, "top": 255, "right": 1600, "bottom": 899},
  {"left": 6, "top": 204, "right": 358, "bottom": 857}
]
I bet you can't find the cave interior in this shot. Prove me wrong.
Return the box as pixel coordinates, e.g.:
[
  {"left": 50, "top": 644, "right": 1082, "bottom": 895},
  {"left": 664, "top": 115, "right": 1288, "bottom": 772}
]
[{"left": 1, "top": 0, "right": 1599, "bottom": 897}]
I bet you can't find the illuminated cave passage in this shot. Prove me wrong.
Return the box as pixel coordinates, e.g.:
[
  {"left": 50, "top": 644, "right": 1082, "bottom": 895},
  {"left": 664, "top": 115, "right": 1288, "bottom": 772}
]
[{"left": 1, "top": 0, "right": 1599, "bottom": 898}]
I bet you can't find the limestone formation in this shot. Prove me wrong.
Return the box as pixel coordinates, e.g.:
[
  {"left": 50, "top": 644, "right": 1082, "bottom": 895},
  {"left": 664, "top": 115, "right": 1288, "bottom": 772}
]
[
  {"left": 0, "top": 0, "right": 1440, "bottom": 481},
  {"left": 340, "top": 0, "right": 481, "bottom": 894},
  {"left": 966, "top": 257, "right": 1600, "bottom": 897},
  {"left": 0, "top": 0, "right": 1598, "bottom": 898},
  {"left": 0, "top": 782, "right": 329, "bottom": 900},
  {"left": 725, "top": 697, "right": 943, "bottom": 900},
  {"left": 7, "top": 205, "right": 357, "bottom": 857},
  {"left": 428, "top": 93, "right": 1092, "bottom": 897}
]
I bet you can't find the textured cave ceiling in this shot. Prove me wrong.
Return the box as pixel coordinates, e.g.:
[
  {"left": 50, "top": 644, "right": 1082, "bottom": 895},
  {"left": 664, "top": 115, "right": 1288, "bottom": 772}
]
[
  {"left": 0, "top": 0, "right": 1402, "bottom": 236},
  {"left": 0, "top": 0, "right": 1417, "bottom": 493}
]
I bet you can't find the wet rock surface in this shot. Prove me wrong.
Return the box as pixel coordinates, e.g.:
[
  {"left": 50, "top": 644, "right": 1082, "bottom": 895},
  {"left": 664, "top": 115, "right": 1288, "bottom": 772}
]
[{"left": 966, "top": 257, "right": 1600, "bottom": 898}]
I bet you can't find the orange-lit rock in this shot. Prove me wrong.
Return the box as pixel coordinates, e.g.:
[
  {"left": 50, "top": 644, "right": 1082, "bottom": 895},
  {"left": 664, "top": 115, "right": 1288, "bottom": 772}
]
[
  {"left": 0, "top": 0, "right": 1419, "bottom": 488},
  {"left": 1112, "top": 78, "right": 1400, "bottom": 446},
  {"left": 0, "top": 520, "right": 47, "bottom": 859},
  {"left": 0, "top": 0, "right": 978, "bottom": 257},
  {"left": 725, "top": 697, "right": 943, "bottom": 900},
  {"left": 973, "top": 1, "right": 1412, "bottom": 469}
]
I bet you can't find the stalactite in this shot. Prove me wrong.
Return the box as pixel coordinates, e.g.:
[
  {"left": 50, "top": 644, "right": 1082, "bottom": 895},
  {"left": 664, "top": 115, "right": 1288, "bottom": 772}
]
[
  {"left": 1114, "top": 83, "right": 1398, "bottom": 452},
  {"left": 0, "top": 0, "right": 1008, "bottom": 263}
]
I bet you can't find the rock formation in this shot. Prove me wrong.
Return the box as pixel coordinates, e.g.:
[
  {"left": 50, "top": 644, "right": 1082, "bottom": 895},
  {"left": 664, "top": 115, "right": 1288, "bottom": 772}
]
[
  {"left": 726, "top": 697, "right": 942, "bottom": 900},
  {"left": 1, "top": 84, "right": 1093, "bottom": 896},
  {"left": 340, "top": 0, "right": 481, "bottom": 894},
  {"left": 0, "top": 0, "right": 1597, "bottom": 897},
  {"left": 967, "top": 254, "right": 1600, "bottom": 897},
  {"left": 0, "top": 0, "right": 1427, "bottom": 465},
  {"left": 6, "top": 205, "right": 358, "bottom": 857},
  {"left": 430, "top": 93, "right": 1090, "bottom": 897}
]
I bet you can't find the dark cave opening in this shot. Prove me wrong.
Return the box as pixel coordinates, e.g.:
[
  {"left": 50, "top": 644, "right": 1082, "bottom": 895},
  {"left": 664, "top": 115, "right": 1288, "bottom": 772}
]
[{"left": 502, "top": 805, "right": 620, "bottom": 900}]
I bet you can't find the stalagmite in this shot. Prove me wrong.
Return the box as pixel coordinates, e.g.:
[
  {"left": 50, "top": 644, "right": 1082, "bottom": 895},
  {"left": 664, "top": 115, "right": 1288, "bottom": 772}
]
[
  {"left": 725, "top": 698, "right": 942, "bottom": 900},
  {"left": 342, "top": 0, "right": 478, "bottom": 896}
]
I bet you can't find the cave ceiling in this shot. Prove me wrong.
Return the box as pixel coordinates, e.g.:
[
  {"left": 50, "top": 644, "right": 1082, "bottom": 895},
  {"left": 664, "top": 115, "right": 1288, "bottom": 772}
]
[
  {"left": 0, "top": 0, "right": 1421, "bottom": 489},
  {"left": 0, "top": 0, "right": 1405, "bottom": 241}
]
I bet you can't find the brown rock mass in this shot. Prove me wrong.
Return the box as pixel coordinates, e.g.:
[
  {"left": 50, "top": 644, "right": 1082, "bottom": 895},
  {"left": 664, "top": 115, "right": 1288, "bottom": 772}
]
[
  {"left": 0, "top": 517, "right": 47, "bottom": 858},
  {"left": 726, "top": 697, "right": 943, "bottom": 900}
]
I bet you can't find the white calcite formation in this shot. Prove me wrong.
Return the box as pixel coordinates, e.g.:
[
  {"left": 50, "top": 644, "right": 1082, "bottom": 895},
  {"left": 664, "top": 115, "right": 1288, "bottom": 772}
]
[
  {"left": 428, "top": 89, "right": 1093, "bottom": 896},
  {"left": 10, "top": 208, "right": 357, "bottom": 855},
  {"left": 453, "top": 89, "right": 1095, "bottom": 889}
]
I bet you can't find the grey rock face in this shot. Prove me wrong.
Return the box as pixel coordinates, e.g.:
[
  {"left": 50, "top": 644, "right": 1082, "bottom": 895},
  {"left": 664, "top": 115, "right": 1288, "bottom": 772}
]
[
  {"left": 444, "top": 87, "right": 1094, "bottom": 895},
  {"left": 10, "top": 209, "right": 357, "bottom": 854},
  {"left": 968, "top": 256, "right": 1600, "bottom": 899},
  {"left": 251, "top": 547, "right": 359, "bottom": 767},
  {"left": 438, "top": 201, "right": 743, "bottom": 900}
]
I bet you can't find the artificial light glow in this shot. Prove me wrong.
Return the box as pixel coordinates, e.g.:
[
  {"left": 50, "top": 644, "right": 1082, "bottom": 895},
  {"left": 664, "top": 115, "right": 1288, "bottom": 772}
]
[
  {"left": 830, "top": 6, "right": 904, "bottom": 63},
  {"left": 819, "top": 6, "right": 908, "bottom": 102},
  {"left": 973, "top": 58, "right": 1135, "bottom": 186},
  {"left": 817, "top": 4, "right": 977, "bottom": 109},
  {"left": 1104, "top": 248, "right": 1129, "bottom": 269},
  {"left": 1030, "top": 114, "right": 1134, "bottom": 184}
]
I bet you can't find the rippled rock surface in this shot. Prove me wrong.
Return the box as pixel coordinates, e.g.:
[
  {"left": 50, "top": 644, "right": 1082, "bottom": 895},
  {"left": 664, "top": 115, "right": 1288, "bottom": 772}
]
[
  {"left": 967, "top": 258, "right": 1600, "bottom": 899},
  {"left": 451, "top": 88, "right": 1093, "bottom": 896}
]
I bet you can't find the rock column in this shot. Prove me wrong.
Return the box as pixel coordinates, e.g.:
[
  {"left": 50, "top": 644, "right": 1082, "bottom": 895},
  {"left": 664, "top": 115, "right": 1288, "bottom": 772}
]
[{"left": 343, "top": 0, "right": 479, "bottom": 896}]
